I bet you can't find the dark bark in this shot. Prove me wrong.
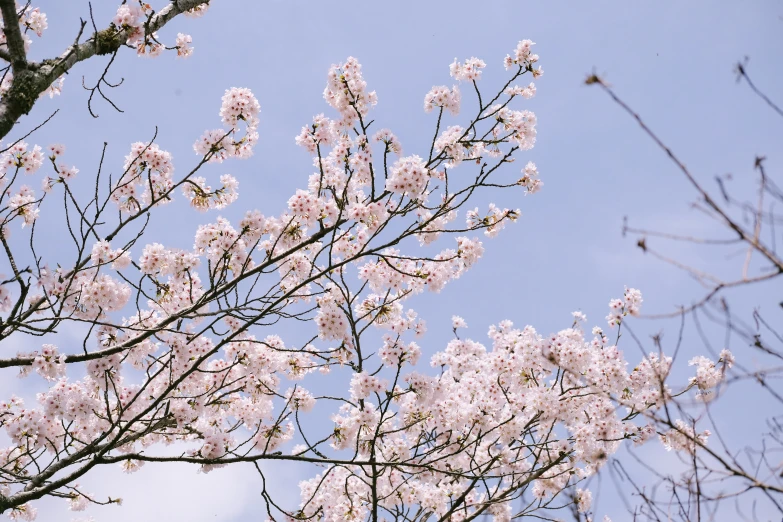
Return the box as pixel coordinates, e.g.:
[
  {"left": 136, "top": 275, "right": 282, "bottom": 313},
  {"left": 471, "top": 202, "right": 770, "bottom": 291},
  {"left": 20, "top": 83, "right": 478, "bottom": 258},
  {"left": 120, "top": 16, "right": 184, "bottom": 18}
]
[{"left": 0, "top": 0, "right": 210, "bottom": 140}]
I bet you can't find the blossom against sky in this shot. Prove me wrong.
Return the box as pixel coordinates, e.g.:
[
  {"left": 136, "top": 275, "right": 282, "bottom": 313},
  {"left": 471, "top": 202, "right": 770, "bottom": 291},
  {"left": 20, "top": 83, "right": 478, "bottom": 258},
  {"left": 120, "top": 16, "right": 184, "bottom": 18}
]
[{"left": 5, "top": 1, "right": 780, "bottom": 520}]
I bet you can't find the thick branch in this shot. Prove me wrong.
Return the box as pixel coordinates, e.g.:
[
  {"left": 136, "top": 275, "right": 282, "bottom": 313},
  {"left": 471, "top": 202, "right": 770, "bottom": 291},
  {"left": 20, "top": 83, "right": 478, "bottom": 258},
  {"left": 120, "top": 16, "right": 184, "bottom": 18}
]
[
  {"left": 0, "top": 0, "right": 209, "bottom": 140},
  {"left": 0, "top": 0, "right": 27, "bottom": 72}
]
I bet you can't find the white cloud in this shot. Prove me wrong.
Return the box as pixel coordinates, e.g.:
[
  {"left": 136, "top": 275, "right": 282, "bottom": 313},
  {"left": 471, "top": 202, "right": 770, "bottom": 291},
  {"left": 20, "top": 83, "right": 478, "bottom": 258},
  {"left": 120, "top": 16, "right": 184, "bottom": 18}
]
[{"left": 29, "top": 455, "right": 307, "bottom": 522}]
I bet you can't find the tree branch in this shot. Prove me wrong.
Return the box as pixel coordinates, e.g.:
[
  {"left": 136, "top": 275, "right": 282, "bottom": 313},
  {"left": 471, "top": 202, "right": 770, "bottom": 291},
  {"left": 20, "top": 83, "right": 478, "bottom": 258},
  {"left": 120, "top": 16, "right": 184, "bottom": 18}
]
[
  {"left": 0, "top": 46, "right": 13, "bottom": 63},
  {"left": 0, "top": 0, "right": 27, "bottom": 72},
  {"left": 0, "top": 0, "right": 209, "bottom": 140}
]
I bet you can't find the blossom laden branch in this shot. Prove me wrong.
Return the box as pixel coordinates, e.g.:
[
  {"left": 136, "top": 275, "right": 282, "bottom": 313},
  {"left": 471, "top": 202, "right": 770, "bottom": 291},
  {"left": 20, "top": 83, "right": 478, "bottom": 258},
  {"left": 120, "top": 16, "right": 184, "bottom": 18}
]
[{"left": 0, "top": 1, "right": 209, "bottom": 140}]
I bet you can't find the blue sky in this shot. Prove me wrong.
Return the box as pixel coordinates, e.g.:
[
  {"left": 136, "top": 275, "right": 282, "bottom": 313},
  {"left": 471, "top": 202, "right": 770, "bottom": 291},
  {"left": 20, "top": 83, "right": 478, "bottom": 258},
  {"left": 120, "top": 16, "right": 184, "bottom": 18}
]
[{"left": 2, "top": 1, "right": 781, "bottom": 521}]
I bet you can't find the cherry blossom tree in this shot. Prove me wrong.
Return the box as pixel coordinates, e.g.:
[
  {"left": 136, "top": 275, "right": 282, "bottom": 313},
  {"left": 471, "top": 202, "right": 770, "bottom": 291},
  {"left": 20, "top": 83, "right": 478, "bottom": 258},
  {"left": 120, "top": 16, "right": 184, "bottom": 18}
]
[{"left": 0, "top": 2, "right": 743, "bottom": 522}]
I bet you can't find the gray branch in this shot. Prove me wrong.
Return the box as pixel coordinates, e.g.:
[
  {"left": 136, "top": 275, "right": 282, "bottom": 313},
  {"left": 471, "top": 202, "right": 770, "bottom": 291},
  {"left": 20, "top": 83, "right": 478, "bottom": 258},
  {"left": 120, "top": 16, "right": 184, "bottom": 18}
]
[{"left": 0, "top": 0, "right": 209, "bottom": 140}]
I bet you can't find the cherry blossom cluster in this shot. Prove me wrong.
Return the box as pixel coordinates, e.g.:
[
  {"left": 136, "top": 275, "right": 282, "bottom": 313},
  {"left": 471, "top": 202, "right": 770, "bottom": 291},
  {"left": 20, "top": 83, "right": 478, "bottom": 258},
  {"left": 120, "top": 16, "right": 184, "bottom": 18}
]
[
  {"left": 349, "top": 371, "right": 388, "bottom": 400},
  {"left": 0, "top": 41, "right": 554, "bottom": 518},
  {"left": 466, "top": 203, "right": 520, "bottom": 238},
  {"left": 138, "top": 242, "right": 200, "bottom": 276},
  {"left": 90, "top": 240, "right": 131, "bottom": 270},
  {"left": 504, "top": 82, "right": 537, "bottom": 99},
  {"left": 7, "top": 185, "right": 38, "bottom": 226},
  {"left": 0, "top": 39, "right": 534, "bottom": 521},
  {"left": 113, "top": 2, "right": 198, "bottom": 59},
  {"left": 41, "top": 144, "right": 79, "bottom": 191},
  {"left": 450, "top": 56, "right": 487, "bottom": 82},
  {"left": 372, "top": 128, "right": 402, "bottom": 155},
  {"left": 183, "top": 3, "right": 209, "bottom": 17},
  {"left": 324, "top": 56, "right": 377, "bottom": 129},
  {"left": 659, "top": 419, "right": 712, "bottom": 453},
  {"left": 0, "top": 38, "right": 742, "bottom": 522},
  {"left": 504, "top": 39, "right": 544, "bottom": 78},
  {"left": 35, "top": 263, "right": 132, "bottom": 320},
  {"left": 384, "top": 155, "right": 430, "bottom": 197},
  {"left": 378, "top": 334, "right": 422, "bottom": 367},
  {"left": 354, "top": 236, "right": 484, "bottom": 302},
  {"left": 175, "top": 33, "right": 193, "bottom": 58},
  {"left": 194, "top": 216, "right": 254, "bottom": 278},
  {"left": 296, "top": 290, "right": 734, "bottom": 521},
  {"left": 518, "top": 160, "right": 542, "bottom": 193},
  {"left": 17, "top": 344, "right": 66, "bottom": 381},
  {"left": 0, "top": 142, "right": 44, "bottom": 183},
  {"left": 295, "top": 113, "right": 337, "bottom": 153},
  {"left": 493, "top": 105, "right": 538, "bottom": 150},
  {"left": 181, "top": 173, "right": 239, "bottom": 211},
  {"left": 423, "top": 85, "right": 461, "bottom": 115},
  {"left": 414, "top": 208, "right": 456, "bottom": 246},
  {"left": 194, "top": 87, "right": 260, "bottom": 162},
  {"left": 0, "top": 38, "right": 735, "bottom": 522},
  {"left": 688, "top": 349, "right": 735, "bottom": 400},
  {"left": 429, "top": 81, "right": 541, "bottom": 171},
  {"left": 0, "top": 3, "right": 47, "bottom": 55},
  {"left": 113, "top": 3, "right": 162, "bottom": 57},
  {"left": 432, "top": 125, "right": 473, "bottom": 168},
  {"left": 605, "top": 286, "right": 643, "bottom": 326},
  {"left": 111, "top": 142, "right": 175, "bottom": 214}
]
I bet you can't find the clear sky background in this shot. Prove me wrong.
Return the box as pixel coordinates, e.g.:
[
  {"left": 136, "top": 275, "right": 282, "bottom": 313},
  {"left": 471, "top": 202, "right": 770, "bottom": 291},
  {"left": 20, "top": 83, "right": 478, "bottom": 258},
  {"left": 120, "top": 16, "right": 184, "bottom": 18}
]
[{"left": 2, "top": 1, "right": 781, "bottom": 521}]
